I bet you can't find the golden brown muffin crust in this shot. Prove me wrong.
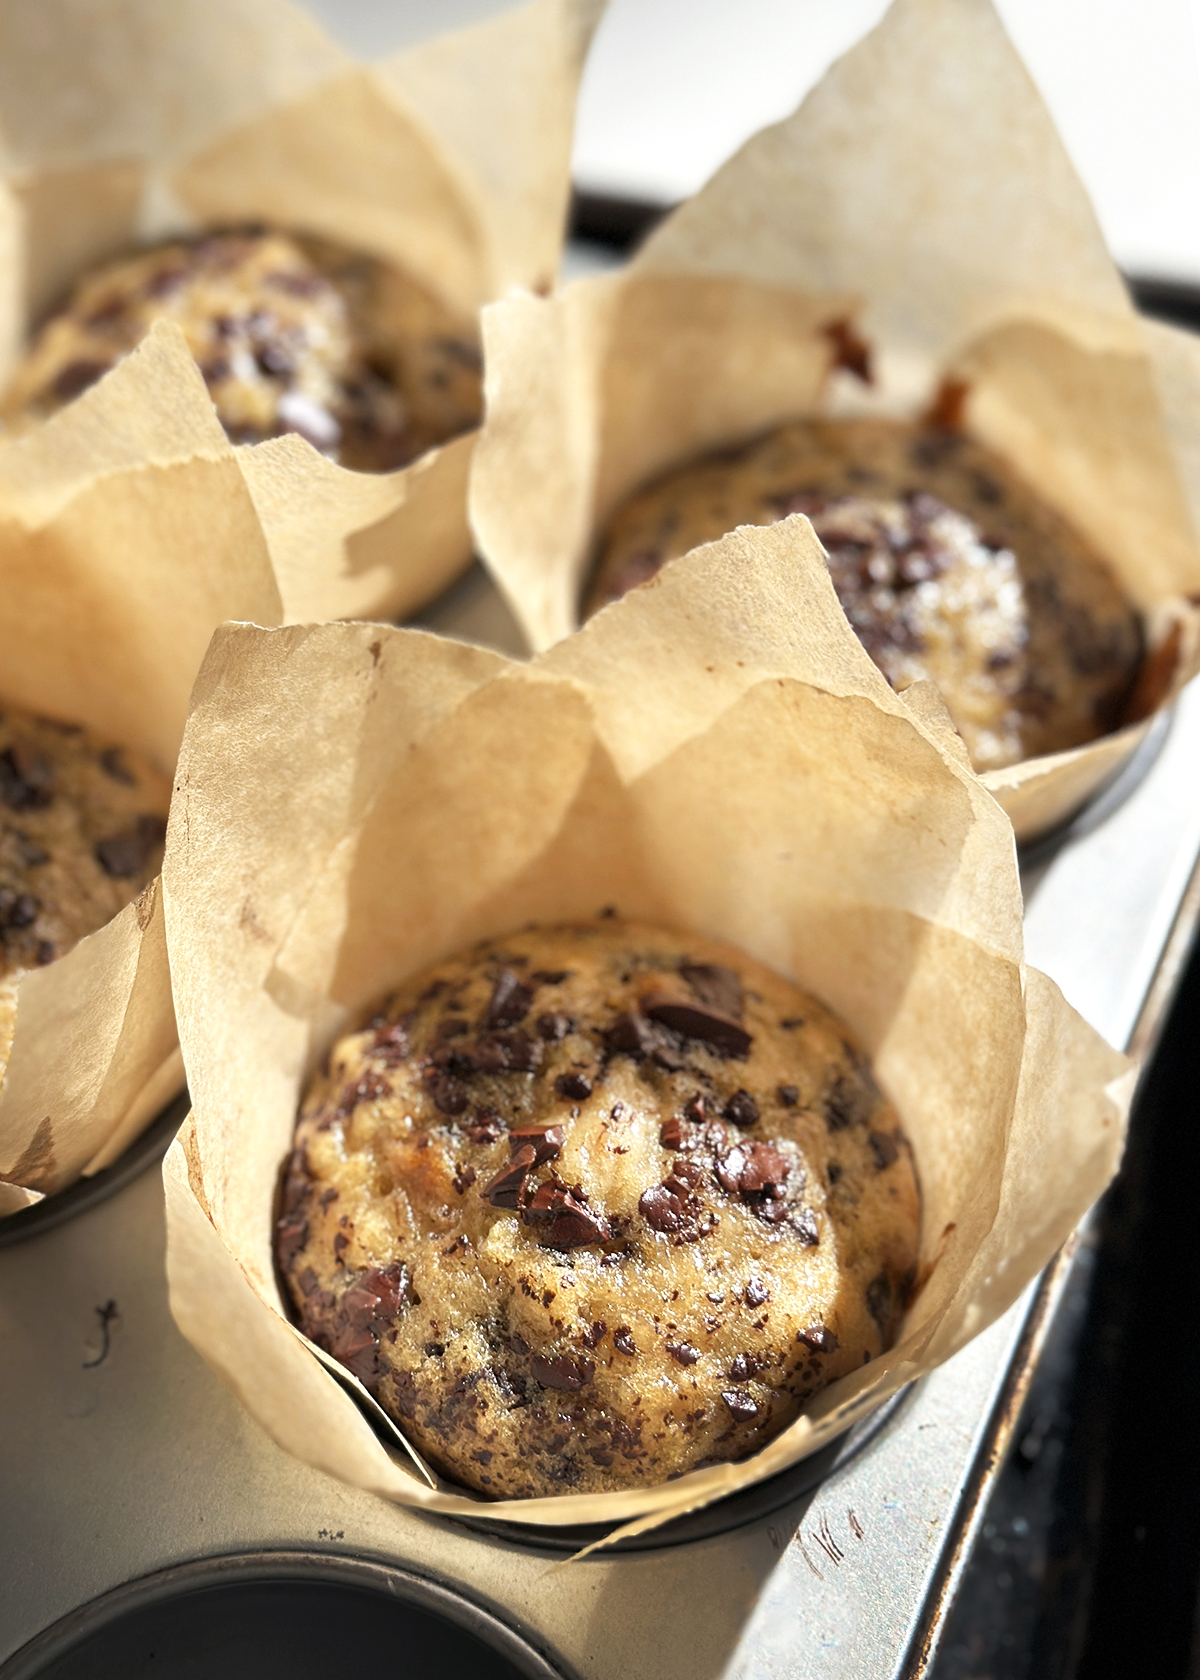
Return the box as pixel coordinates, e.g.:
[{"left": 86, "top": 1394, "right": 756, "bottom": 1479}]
[
  {"left": 587, "top": 418, "right": 1143, "bottom": 772},
  {"left": 3, "top": 230, "right": 482, "bottom": 473},
  {"left": 278, "top": 921, "right": 920, "bottom": 1500}
]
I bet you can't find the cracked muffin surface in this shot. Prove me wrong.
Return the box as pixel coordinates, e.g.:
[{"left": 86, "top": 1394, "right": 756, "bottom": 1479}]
[
  {"left": 587, "top": 418, "right": 1142, "bottom": 773},
  {"left": 278, "top": 919, "right": 920, "bottom": 1499},
  {"left": 3, "top": 230, "right": 482, "bottom": 472}
]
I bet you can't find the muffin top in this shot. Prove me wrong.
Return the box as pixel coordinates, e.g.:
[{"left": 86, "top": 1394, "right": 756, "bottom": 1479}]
[
  {"left": 278, "top": 920, "right": 920, "bottom": 1500},
  {"left": 3, "top": 230, "right": 482, "bottom": 473},
  {"left": 588, "top": 417, "right": 1143, "bottom": 772}
]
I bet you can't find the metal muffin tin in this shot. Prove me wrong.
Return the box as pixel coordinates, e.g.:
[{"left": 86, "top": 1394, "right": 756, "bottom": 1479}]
[{"left": 3, "top": 544, "right": 1200, "bottom": 1674}]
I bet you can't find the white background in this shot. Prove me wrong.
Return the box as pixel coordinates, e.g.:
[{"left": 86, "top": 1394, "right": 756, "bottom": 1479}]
[{"left": 303, "top": 0, "right": 1200, "bottom": 282}]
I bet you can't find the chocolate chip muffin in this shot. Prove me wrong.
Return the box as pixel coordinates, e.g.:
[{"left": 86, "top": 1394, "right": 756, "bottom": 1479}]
[
  {"left": 0, "top": 703, "right": 170, "bottom": 1058},
  {"left": 2, "top": 230, "right": 482, "bottom": 472},
  {"left": 277, "top": 920, "right": 920, "bottom": 1499},
  {"left": 587, "top": 418, "right": 1143, "bottom": 772}
]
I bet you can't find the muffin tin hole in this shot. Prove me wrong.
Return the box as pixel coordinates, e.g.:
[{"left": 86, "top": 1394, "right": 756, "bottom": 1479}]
[
  {"left": 0, "top": 1091, "right": 189, "bottom": 1248},
  {"left": 0, "top": 1552, "right": 562, "bottom": 1680}
]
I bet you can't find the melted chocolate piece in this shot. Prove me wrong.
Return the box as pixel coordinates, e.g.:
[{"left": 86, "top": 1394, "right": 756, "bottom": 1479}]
[
  {"left": 529, "top": 1352, "right": 595, "bottom": 1391},
  {"left": 798, "top": 1324, "right": 838, "bottom": 1354},
  {"left": 613, "top": 1326, "right": 637, "bottom": 1356},
  {"left": 276, "top": 1214, "right": 308, "bottom": 1269},
  {"left": 744, "top": 1278, "right": 770, "bottom": 1309},
  {"left": 486, "top": 968, "right": 534, "bottom": 1028},
  {"left": 679, "top": 962, "right": 744, "bottom": 1020},
  {"left": 507, "top": 1124, "right": 564, "bottom": 1166},
  {"left": 463, "top": 1109, "right": 504, "bottom": 1144},
  {"left": 483, "top": 1143, "right": 538, "bottom": 1209},
  {"left": 667, "top": 1341, "right": 700, "bottom": 1366},
  {"left": 723, "top": 1089, "right": 760, "bottom": 1128},
  {"left": 537, "top": 1011, "right": 573, "bottom": 1041},
  {"left": 94, "top": 814, "right": 166, "bottom": 878},
  {"left": 641, "top": 991, "right": 753, "bottom": 1059},
  {"left": 722, "top": 1389, "right": 760, "bottom": 1422},
  {"left": 474, "top": 1029, "right": 542, "bottom": 1074},
  {"left": 555, "top": 1071, "right": 593, "bottom": 1101},
  {"left": 523, "top": 1180, "right": 609, "bottom": 1248}
]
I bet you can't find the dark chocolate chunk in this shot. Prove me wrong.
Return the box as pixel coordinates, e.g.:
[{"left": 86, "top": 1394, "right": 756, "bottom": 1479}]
[
  {"left": 727, "top": 1352, "right": 766, "bottom": 1381},
  {"left": 659, "top": 1116, "right": 686, "bottom": 1150},
  {"left": 332, "top": 1231, "right": 350, "bottom": 1259},
  {"left": 523, "top": 1179, "right": 609, "bottom": 1248},
  {"left": 639, "top": 1182, "right": 686, "bottom": 1234},
  {"left": 426, "top": 1070, "right": 468, "bottom": 1116},
  {"left": 581, "top": 1321, "right": 607, "bottom": 1348},
  {"left": 743, "top": 1277, "right": 771, "bottom": 1309},
  {"left": 529, "top": 1352, "right": 595, "bottom": 1391},
  {"left": 667, "top": 1341, "right": 701, "bottom": 1366},
  {"left": 452, "top": 1164, "right": 477, "bottom": 1195},
  {"left": 868, "top": 1130, "right": 900, "bottom": 1170},
  {"left": 52, "top": 358, "right": 111, "bottom": 401},
  {"left": 98, "top": 746, "right": 135, "bottom": 785},
  {"left": 791, "top": 1207, "right": 820, "bottom": 1246},
  {"left": 425, "top": 1341, "right": 446, "bottom": 1358},
  {"left": 0, "top": 888, "right": 39, "bottom": 931},
  {"left": 866, "top": 1272, "right": 893, "bottom": 1330},
  {"left": 0, "top": 745, "right": 54, "bottom": 811},
  {"left": 663, "top": 1160, "right": 704, "bottom": 1194},
  {"left": 276, "top": 1213, "right": 308, "bottom": 1269},
  {"left": 94, "top": 814, "right": 166, "bottom": 878},
  {"left": 798, "top": 1324, "right": 838, "bottom": 1354},
  {"left": 555, "top": 1070, "right": 593, "bottom": 1101},
  {"left": 715, "top": 1141, "right": 790, "bottom": 1198},
  {"left": 507, "top": 1124, "right": 563, "bottom": 1165},
  {"left": 437, "top": 1017, "right": 469, "bottom": 1041},
  {"left": 679, "top": 962, "right": 744, "bottom": 1020},
  {"left": 641, "top": 991, "right": 752, "bottom": 1059},
  {"left": 723, "top": 1089, "right": 759, "bottom": 1128},
  {"left": 373, "top": 1018, "right": 410, "bottom": 1064},
  {"left": 483, "top": 1144, "right": 537, "bottom": 1209},
  {"left": 722, "top": 1389, "right": 760, "bottom": 1422},
  {"left": 682, "top": 1093, "right": 707, "bottom": 1124},
  {"left": 330, "top": 1323, "right": 380, "bottom": 1390},
  {"left": 338, "top": 1069, "right": 392, "bottom": 1115},
  {"left": 486, "top": 968, "right": 534, "bottom": 1028},
  {"left": 777, "top": 1084, "right": 800, "bottom": 1107},
  {"left": 613, "top": 1326, "right": 637, "bottom": 1356},
  {"left": 463, "top": 1109, "right": 504, "bottom": 1144},
  {"left": 605, "top": 1010, "right": 655, "bottom": 1058},
  {"left": 537, "top": 1011, "right": 574, "bottom": 1041},
  {"left": 339, "top": 1262, "right": 410, "bottom": 1329},
  {"left": 474, "top": 1029, "right": 542, "bottom": 1073}
]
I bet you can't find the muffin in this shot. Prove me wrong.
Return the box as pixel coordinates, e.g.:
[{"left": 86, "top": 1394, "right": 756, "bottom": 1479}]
[
  {"left": 2, "top": 230, "right": 482, "bottom": 473},
  {"left": 277, "top": 919, "right": 920, "bottom": 1500},
  {"left": 587, "top": 417, "right": 1144, "bottom": 773},
  {"left": 0, "top": 703, "right": 170, "bottom": 1049}
]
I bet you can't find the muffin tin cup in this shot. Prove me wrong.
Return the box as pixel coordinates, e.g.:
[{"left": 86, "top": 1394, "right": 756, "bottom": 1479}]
[
  {"left": 469, "top": 0, "right": 1200, "bottom": 845},
  {"left": 0, "top": 1551, "right": 566, "bottom": 1680}
]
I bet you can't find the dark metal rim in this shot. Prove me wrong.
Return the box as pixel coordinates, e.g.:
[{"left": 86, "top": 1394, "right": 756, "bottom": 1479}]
[
  {"left": 0, "top": 1089, "right": 189, "bottom": 1248},
  {"left": 446, "top": 1383, "right": 912, "bottom": 1554},
  {"left": 0, "top": 1549, "right": 569, "bottom": 1680}
]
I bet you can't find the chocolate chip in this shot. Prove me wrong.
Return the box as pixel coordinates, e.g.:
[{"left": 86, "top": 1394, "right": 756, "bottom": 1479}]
[
  {"left": 452, "top": 1164, "right": 477, "bottom": 1195},
  {"left": 679, "top": 962, "right": 744, "bottom": 1020},
  {"left": 98, "top": 747, "right": 135, "bottom": 785},
  {"left": 338, "top": 1070, "right": 392, "bottom": 1116},
  {"left": 723, "top": 1090, "right": 759, "bottom": 1128},
  {"left": 659, "top": 1116, "right": 686, "bottom": 1150},
  {"left": 869, "top": 1130, "right": 900, "bottom": 1170},
  {"left": 866, "top": 1273, "right": 893, "bottom": 1330},
  {"left": 330, "top": 1324, "right": 379, "bottom": 1390},
  {"left": 529, "top": 1352, "right": 594, "bottom": 1391},
  {"left": 667, "top": 1341, "right": 700, "bottom": 1366},
  {"left": 727, "top": 1352, "right": 764, "bottom": 1381},
  {"left": 555, "top": 1071, "right": 592, "bottom": 1101},
  {"left": 639, "top": 1182, "right": 686, "bottom": 1234},
  {"left": 683, "top": 1094, "right": 707, "bottom": 1124},
  {"left": 605, "top": 1010, "right": 655, "bottom": 1058},
  {"left": 507, "top": 1124, "right": 563, "bottom": 1165},
  {"left": 426, "top": 1070, "right": 468, "bottom": 1116},
  {"left": 523, "top": 1179, "right": 609, "bottom": 1248},
  {"left": 663, "top": 1160, "right": 705, "bottom": 1194},
  {"left": 744, "top": 1278, "right": 770, "bottom": 1309},
  {"left": 474, "top": 1029, "right": 542, "bottom": 1073},
  {"left": 52, "top": 358, "right": 111, "bottom": 401},
  {"left": 0, "top": 888, "right": 39, "bottom": 931},
  {"left": 822, "top": 317, "right": 873, "bottom": 384},
  {"left": 641, "top": 992, "right": 752, "bottom": 1059},
  {"left": 614, "top": 1326, "right": 637, "bottom": 1355},
  {"left": 798, "top": 1324, "right": 838, "bottom": 1354},
  {"left": 581, "top": 1321, "right": 607, "bottom": 1348},
  {"left": 463, "top": 1109, "right": 504, "bottom": 1144},
  {"left": 486, "top": 968, "right": 534, "bottom": 1028},
  {"left": 722, "top": 1389, "right": 760, "bottom": 1422},
  {"left": 791, "top": 1207, "right": 820, "bottom": 1246},
  {"left": 276, "top": 1214, "right": 308, "bottom": 1269},
  {"left": 340, "top": 1263, "right": 410, "bottom": 1329},
  {"left": 483, "top": 1144, "right": 537, "bottom": 1209},
  {"left": 94, "top": 814, "right": 166, "bottom": 878},
  {"left": 0, "top": 745, "right": 53, "bottom": 811},
  {"left": 373, "top": 1018, "right": 410, "bottom": 1064},
  {"left": 425, "top": 1341, "right": 445, "bottom": 1358},
  {"left": 537, "top": 1012, "right": 573, "bottom": 1041},
  {"left": 715, "top": 1141, "right": 790, "bottom": 1198},
  {"left": 777, "top": 1084, "right": 800, "bottom": 1107},
  {"left": 333, "top": 1231, "right": 349, "bottom": 1258}
]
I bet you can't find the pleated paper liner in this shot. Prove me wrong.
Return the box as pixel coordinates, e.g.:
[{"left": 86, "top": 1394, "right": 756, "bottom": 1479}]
[
  {"left": 0, "top": 0, "right": 603, "bottom": 626},
  {"left": 470, "top": 0, "right": 1200, "bottom": 842},
  {"left": 161, "top": 521, "right": 1131, "bottom": 1547}
]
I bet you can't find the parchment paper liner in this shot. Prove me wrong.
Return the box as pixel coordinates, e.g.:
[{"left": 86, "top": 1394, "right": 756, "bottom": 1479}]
[
  {"left": 0, "top": 0, "right": 603, "bottom": 626},
  {"left": 0, "top": 327, "right": 285, "bottom": 1212},
  {"left": 161, "top": 518, "right": 1131, "bottom": 1544},
  {"left": 469, "top": 0, "right": 1200, "bottom": 842}
]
